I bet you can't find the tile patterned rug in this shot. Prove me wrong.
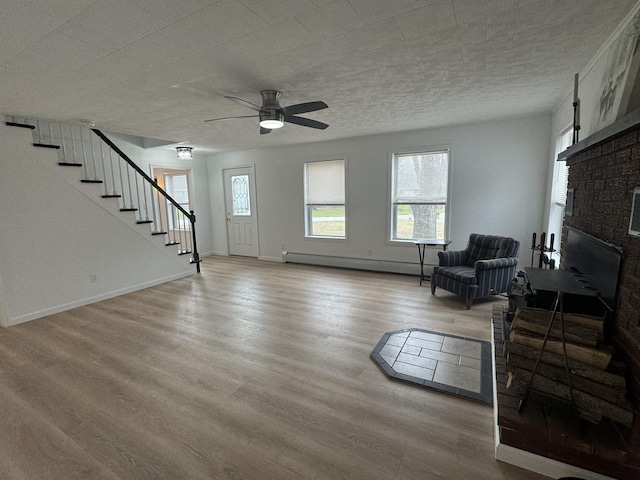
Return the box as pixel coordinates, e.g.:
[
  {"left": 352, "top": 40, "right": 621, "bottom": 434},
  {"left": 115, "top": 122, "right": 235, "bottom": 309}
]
[{"left": 370, "top": 328, "right": 493, "bottom": 405}]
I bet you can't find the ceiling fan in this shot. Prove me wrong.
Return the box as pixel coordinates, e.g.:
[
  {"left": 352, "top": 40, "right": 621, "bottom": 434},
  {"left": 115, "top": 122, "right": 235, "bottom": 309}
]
[{"left": 204, "top": 90, "right": 329, "bottom": 134}]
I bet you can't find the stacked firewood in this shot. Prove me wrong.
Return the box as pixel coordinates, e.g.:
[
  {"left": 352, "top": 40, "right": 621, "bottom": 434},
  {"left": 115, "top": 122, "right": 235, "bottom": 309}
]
[{"left": 505, "top": 307, "right": 634, "bottom": 427}]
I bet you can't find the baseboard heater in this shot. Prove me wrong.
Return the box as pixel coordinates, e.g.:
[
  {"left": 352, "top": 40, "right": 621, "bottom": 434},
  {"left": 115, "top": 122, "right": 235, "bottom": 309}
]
[{"left": 282, "top": 251, "right": 426, "bottom": 277}]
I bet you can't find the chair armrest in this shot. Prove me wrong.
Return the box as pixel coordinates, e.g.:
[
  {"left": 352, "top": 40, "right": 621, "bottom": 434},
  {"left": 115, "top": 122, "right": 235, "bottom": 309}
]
[
  {"left": 475, "top": 257, "right": 519, "bottom": 271},
  {"left": 438, "top": 250, "right": 468, "bottom": 266}
]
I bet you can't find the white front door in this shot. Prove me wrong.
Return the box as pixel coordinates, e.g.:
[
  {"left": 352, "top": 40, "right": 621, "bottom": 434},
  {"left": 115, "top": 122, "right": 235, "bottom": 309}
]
[{"left": 223, "top": 166, "right": 259, "bottom": 257}]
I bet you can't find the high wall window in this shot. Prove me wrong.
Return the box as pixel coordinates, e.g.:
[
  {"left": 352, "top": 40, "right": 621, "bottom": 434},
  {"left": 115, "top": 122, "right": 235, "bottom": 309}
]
[
  {"left": 555, "top": 127, "right": 573, "bottom": 206},
  {"left": 304, "top": 159, "right": 345, "bottom": 238},
  {"left": 391, "top": 149, "right": 449, "bottom": 241}
]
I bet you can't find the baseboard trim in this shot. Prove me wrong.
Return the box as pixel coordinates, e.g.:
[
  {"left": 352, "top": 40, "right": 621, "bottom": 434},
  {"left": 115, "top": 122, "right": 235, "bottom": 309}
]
[
  {"left": 258, "top": 255, "right": 283, "bottom": 262},
  {"left": 282, "top": 251, "right": 423, "bottom": 276},
  {"left": 2, "top": 270, "right": 194, "bottom": 327}
]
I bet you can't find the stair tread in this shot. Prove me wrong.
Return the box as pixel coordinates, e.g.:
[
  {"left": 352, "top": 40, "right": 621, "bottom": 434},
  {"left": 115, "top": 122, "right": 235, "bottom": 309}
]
[
  {"left": 5, "top": 122, "right": 35, "bottom": 129},
  {"left": 33, "top": 143, "right": 60, "bottom": 149},
  {"left": 19, "top": 125, "right": 201, "bottom": 272}
]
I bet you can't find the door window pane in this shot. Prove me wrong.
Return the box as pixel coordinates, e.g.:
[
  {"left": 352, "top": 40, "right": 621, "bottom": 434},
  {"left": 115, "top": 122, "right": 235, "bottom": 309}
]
[{"left": 232, "top": 174, "right": 251, "bottom": 216}]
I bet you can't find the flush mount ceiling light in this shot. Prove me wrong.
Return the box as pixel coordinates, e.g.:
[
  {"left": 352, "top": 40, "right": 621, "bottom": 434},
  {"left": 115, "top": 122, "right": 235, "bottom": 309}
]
[{"left": 176, "top": 146, "right": 193, "bottom": 160}]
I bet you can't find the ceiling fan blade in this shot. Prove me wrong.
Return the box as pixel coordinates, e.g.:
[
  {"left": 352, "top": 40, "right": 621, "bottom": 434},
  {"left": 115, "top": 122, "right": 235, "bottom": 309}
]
[
  {"left": 224, "top": 95, "right": 262, "bottom": 112},
  {"left": 203, "top": 115, "right": 258, "bottom": 123},
  {"left": 284, "top": 115, "right": 329, "bottom": 130},
  {"left": 281, "top": 101, "right": 328, "bottom": 116},
  {"left": 260, "top": 127, "right": 272, "bottom": 135}
]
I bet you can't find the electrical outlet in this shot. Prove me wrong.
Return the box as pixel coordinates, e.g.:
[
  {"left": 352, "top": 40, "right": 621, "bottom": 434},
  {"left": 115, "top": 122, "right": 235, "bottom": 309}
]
[
  {"left": 282, "top": 243, "right": 285, "bottom": 250},
  {"left": 90, "top": 274, "right": 98, "bottom": 283},
  {"left": 368, "top": 249, "right": 372, "bottom": 256}
]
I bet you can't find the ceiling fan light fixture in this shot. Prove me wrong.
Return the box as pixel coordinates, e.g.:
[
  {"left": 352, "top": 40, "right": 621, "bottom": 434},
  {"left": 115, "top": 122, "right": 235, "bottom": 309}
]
[
  {"left": 259, "top": 110, "right": 284, "bottom": 129},
  {"left": 260, "top": 119, "right": 284, "bottom": 129},
  {"left": 213, "top": 91, "right": 329, "bottom": 133}
]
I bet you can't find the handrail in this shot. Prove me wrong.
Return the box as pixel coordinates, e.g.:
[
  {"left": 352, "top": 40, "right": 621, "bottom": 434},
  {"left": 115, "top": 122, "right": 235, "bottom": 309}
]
[
  {"left": 91, "top": 129, "right": 190, "bottom": 218},
  {"left": 5, "top": 117, "right": 201, "bottom": 273},
  {"left": 92, "top": 128, "right": 200, "bottom": 272}
]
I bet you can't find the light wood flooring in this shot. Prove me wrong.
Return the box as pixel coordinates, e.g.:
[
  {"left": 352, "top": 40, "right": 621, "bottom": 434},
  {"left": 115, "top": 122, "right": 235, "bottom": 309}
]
[{"left": 0, "top": 256, "right": 549, "bottom": 480}]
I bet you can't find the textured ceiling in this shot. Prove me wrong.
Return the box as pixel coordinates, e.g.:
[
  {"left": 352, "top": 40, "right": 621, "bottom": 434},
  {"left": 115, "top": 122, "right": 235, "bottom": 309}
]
[{"left": 0, "top": 0, "right": 637, "bottom": 153}]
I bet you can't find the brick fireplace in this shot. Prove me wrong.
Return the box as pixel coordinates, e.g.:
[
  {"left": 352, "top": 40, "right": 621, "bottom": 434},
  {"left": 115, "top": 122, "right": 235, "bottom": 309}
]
[
  {"left": 493, "top": 113, "right": 640, "bottom": 480},
  {"left": 563, "top": 116, "right": 640, "bottom": 463}
]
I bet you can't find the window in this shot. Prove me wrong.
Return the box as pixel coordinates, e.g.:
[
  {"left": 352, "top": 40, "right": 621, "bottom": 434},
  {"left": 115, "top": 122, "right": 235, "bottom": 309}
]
[
  {"left": 304, "top": 159, "right": 345, "bottom": 238},
  {"left": 391, "top": 149, "right": 449, "bottom": 241},
  {"left": 555, "top": 128, "right": 573, "bottom": 205},
  {"left": 164, "top": 172, "right": 190, "bottom": 229}
]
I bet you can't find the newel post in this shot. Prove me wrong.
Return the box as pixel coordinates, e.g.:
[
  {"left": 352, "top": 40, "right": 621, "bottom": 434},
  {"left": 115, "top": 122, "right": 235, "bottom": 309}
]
[{"left": 190, "top": 210, "right": 201, "bottom": 273}]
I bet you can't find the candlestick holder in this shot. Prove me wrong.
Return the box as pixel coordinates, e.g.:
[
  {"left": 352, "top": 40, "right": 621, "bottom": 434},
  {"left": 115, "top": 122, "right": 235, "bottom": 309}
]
[
  {"left": 573, "top": 100, "right": 581, "bottom": 145},
  {"left": 530, "top": 232, "right": 557, "bottom": 269}
]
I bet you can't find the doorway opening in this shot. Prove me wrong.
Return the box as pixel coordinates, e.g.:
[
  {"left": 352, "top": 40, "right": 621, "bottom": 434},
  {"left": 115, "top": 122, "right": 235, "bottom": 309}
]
[{"left": 151, "top": 166, "right": 194, "bottom": 253}]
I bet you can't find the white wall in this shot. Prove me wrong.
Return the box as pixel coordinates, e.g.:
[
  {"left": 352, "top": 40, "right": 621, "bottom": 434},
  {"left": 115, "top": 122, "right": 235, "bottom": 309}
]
[
  {"left": 207, "top": 114, "right": 552, "bottom": 270},
  {"left": 0, "top": 123, "right": 208, "bottom": 326}
]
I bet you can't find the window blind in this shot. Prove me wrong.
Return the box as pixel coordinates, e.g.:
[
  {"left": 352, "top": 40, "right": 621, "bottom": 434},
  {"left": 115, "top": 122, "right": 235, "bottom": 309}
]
[
  {"left": 555, "top": 128, "right": 573, "bottom": 204},
  {"left": 306, "top": 159, "right": 345, "bottom": 204}
]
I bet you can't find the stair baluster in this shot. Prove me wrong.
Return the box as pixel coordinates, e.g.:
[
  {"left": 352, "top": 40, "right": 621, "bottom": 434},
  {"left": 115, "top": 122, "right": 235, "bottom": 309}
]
[
  {"left": 124, "top": 162, "right": 135, "bottom": 211},
  {"left": 141, "top": 179, "right": 150, "bottom": 223},
  {"left": 89, "top": 128, "right": 101, "bottom": 182},
  {"left": 97, "top": 136, "right": 109, "bottom": 196},
  {"left": 134, "top": 170, "right": 142, "bottom": 221},
  {"left": 5, "top": 116, "right": 201, "bottom": 273},
  {"left": 150, "top": 179, "right": 159, "bottom": 232},
  {"left": 70, "top": 125, "right": 79, "bottom": 164},
  {"left": 116, "top": 147, "right": 127, "bottom": 209},
  {"left": 161, "top": 194, "right": 169, "bottom": 237},
  {"left": 170, "top": 204, "right": 178, "bottom": 246},
  {"left": 59, "top": 123, "right": 68, "bottom": 160},
  {"left": 177, "top": 209, "right": 185, "bottom": 253},
  {"left": 79, "top": 126, "right": 90, "bottom": 180},
  {"left": 48, "top": 122, "right": 54, "bottom": 149},
  {"left": 107, "top": 147, "right": 119, "bottom": 197}
]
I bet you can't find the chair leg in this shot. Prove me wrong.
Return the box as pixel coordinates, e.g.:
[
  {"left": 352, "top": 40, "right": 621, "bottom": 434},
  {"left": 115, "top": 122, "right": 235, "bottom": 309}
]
[
  {"left": 465, "top": 298, "right": 473, "bottom": 309},
  {"left": 431, "top": 283, "right": 436, "bottom": 294}
]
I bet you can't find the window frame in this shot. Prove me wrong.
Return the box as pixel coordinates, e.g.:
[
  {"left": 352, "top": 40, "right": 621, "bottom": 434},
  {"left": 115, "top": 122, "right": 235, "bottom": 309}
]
[
  {"left": 389, "top": 147, "right": 451, "bottom": 243},
  {"left": 303, "top": 158, "right": 347, "bottom": 240},
  {"left": 163, "top": 170, "right": 192, "bottom": 230},
  {"left": 554, "top": 127, "right": 573, "bottom": 207}
]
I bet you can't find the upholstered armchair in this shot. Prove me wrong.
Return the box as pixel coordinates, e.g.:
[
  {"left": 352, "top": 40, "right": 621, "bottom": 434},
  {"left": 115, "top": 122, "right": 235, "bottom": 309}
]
[{"left": 430, "top": 233, "right": 520, "bottom": 309}]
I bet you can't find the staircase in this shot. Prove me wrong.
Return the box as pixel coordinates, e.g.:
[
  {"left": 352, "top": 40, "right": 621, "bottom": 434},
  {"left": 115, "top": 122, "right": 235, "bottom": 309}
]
[{"left": 5, "top": 116, "right": 201, "bottom": 273}]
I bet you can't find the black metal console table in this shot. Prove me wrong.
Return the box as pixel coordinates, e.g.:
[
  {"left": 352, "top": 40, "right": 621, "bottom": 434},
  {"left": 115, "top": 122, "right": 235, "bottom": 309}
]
[{"left": 415, "top": 239, "right": 452, "bottom": 285}]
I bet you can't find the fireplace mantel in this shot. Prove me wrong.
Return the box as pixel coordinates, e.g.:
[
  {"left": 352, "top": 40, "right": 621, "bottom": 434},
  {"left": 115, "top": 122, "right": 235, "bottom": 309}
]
[{"left": 557, "top": 109, "right": 640, "bottom": 162}]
